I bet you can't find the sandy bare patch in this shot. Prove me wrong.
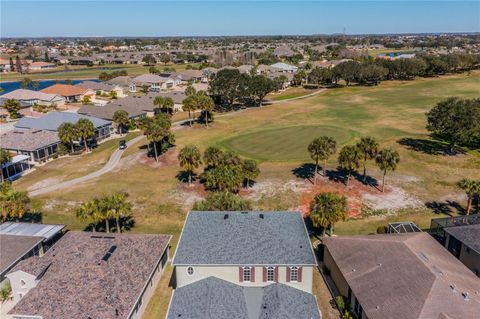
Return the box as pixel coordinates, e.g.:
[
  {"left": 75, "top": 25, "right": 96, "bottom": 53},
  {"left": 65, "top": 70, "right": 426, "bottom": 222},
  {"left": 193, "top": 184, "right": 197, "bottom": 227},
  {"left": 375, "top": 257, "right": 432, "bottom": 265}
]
[
  {"left": 170, "top": 183, "right": 207, "bottom": 209},
  {"left": 42, "top": 199, "right": 78, "bottom": 211},
  {"left": 114, "top": 152, "right": 143, "bottom": 171},
  {"left": 138, "top": 148, "right": 178, "bottom": 168},
  {"left": 362, "top": 186, "right": 423, "bottom": 211},
  {"left": 28, "top": 178, "right": 62, "bottom": 192},
  {"left": 245, "top": 178, "right": 313, "bottom": 201}
]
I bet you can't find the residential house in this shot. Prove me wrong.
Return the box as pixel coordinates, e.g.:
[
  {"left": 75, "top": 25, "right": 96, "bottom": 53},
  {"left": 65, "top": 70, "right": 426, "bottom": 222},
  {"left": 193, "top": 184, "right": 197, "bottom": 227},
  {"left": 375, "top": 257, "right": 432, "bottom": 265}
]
[
  {"left": 77, "top": 103, "right": 146, "bottom": 121},
  {"left": 168, "top": 211, "right": 321, "bottom": 319},
  {"left": 0, "top": 222, "right": 64, "bottom": 285},
  {"left": 0, "top": 58, "right": 12, "bottom": 72},
  {"left": 270, "top": 62, "right": 298, "bottom": 73},
  {"left": 237, "top": 64, "right": 255, "bottom": 74},
  {"left": 28, "top": 62, "right": 56, "bottom": 70},
  {"left": 149, "top": 91, "right": 186, "bottom": 112},
  {"left": 40, "top": 84, "right": 95, "bottom": 102},
  {"left": 1, "top": 154, "right": 31, "bottom": 180},
  {"left": 15, "top": 111, "right": 112, "bottom": 140},
  {"left": 273, "top": 45, "right": 295, "bottom": 57},
  {"left": 75, "top": 80, "right": 126, "bottom": 98},
  {"left": 322, "top": 233, "right": 480, "bottom": 319},
  {"left": 178, "top": 69, "right": 207, "bottom": 83},
  {"left": 130, "top": 73, "right": 181, "bottom": 93},
  {"left": 7, "top": 231, "right": 172, "bottom": 319},
  {"left": 0, "top": 89, "right": 65, "bottom": 107},
  {"left": 443, "top": 224, "right": 480, "bottom": 277},
  {"left": 0, "top": 129, "right": 61, "bottom": 163}
]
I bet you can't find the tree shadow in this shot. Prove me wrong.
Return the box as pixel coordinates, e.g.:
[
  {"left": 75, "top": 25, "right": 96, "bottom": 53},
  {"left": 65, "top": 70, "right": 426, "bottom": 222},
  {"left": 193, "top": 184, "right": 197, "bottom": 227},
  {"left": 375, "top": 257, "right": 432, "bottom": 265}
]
[
  {"left": 291, "top": 163, "right": 316, "bottom": 183},
  {"left": 351, "top": 171, "right": 379, "bottom": 187},
  {"left": 16, "top": 211, "right": 43, "bottom": 223},
  {"left": 176, "top": 171, "right": 198, "bottom": 183},
  {"left": 425, "top": 200, "right": 465, "bottom": 215},
  {"left": 397, "top": 138, "right": 464, "bottom": 156},
  {"left": 327, "top": 168, "right": 348, "bottom": 184}
]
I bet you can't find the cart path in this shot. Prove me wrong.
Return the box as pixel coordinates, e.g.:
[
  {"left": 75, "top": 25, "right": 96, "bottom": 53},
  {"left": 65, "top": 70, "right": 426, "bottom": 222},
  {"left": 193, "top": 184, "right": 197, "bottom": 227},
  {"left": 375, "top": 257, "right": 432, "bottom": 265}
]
[{"left": 28, "top": 89, "right": 327, "bottom": 197}]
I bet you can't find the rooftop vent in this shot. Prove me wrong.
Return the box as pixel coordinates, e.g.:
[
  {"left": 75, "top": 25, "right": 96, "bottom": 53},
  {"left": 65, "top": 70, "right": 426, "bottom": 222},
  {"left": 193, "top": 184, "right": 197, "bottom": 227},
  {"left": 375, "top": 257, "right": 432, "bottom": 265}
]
[
  {"left": 102, "top": 245, "right": 117, "bottom": 262},
  {"left": 259, "top": 214, "right": 264, "bottom": 219},
  {"left": 450, "top": 284, "right": 457, "bottom": 293},
  {"left": 241, "top": 211, "right": 248, "bottom": 214},
  {"left": 462, "top": 292, "right": 470, "bottom": 301},
  {"left": 224, "top": 214, "right": 229, "bottom": 220}
]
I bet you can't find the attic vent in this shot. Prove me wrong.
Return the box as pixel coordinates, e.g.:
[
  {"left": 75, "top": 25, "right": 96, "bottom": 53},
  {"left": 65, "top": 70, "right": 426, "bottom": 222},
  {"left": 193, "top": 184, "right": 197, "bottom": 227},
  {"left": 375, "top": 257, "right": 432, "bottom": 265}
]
[
  {"left": 462, "top": 292, "right": 470, "bottom": 301},
  {"left": 241, "top": 211, "right": 248, "bottom": 214},
  {"left": 102, "top": 245, "right": 117, "bottom": 261},
  {"left": 32, "top": 130, "right": 42, "bottom": 134},
  {"left": 450, "top": 284, "right": 457, "bottom": 292},
  {"left": 259, "top": 214, "right": 264, "bottom": 219},
  {"left": 224, "top": 214, "right": 229, "bottom": 220},
  {"left": 419, "top": 252, "right": 429, "bottom": 261}
]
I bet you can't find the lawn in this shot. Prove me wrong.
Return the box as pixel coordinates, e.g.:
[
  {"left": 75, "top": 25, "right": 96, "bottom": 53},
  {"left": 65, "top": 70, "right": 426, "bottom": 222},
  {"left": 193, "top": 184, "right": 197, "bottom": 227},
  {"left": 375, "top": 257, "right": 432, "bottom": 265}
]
[
  {"left": 12, "top": 71, "right": 480, "bottom": 318},
  {"left": 267, "top": 86, "right": 320, "bottom": 101},
  {"left": 220, "top": 125, "right": 357, "bottom": 161}
]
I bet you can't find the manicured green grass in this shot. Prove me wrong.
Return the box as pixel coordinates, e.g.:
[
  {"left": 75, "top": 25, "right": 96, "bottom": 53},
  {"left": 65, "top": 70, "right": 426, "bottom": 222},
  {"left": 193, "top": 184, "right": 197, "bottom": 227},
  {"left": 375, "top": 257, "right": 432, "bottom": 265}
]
[{"left": 220, "top": 125, "right": 357, "bottom": 161}]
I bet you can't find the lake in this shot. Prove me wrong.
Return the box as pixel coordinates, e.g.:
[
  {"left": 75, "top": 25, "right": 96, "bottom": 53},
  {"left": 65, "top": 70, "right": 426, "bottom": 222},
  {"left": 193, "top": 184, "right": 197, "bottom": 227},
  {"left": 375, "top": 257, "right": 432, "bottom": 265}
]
[{"left": 0, "top": 79, "right": 100, "bottom": 95}]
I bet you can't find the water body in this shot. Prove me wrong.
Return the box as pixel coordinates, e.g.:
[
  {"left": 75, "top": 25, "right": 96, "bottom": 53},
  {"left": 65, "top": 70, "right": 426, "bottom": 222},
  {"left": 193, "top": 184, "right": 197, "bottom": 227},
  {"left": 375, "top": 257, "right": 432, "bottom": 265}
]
[{"left": 0, "top": 79, "right": 101, "bottom": 94}]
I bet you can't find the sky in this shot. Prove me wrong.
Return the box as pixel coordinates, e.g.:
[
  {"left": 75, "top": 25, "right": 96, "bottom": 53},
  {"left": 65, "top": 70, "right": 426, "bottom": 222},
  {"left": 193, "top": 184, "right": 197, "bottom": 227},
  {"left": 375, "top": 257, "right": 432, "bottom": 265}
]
[{"left": 1, "top": 1, "right": 479, "bottom": 37}]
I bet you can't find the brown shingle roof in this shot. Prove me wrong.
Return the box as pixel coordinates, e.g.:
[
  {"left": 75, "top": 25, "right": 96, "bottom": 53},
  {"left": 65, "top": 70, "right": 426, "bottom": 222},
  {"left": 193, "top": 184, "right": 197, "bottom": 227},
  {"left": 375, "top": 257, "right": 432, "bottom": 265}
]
[
  {"left": 323, "top": 233, "right": 480, "bottom": 319},
  {"left": 9, "top": 231, "right": 171, "bottom": 319},
  {"left": 1, "top": 129, "right": 60, "bottom": 152}
]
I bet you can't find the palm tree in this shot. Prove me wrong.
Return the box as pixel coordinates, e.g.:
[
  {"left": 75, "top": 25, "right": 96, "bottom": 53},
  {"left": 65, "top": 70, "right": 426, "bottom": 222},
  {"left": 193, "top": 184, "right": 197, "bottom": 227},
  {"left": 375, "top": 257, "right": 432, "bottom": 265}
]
[
  {"left": 0, "top": 148, "right": 12, "bottom": 183},
  {"left": 144, "top": 119, "right": 168, "bottom": 162},
  {"left": 154, "top": 96, "right": 174, "bottom": 115},
  {"left": 197, "top": 94, "right": 215, "bottom": 127},
  {"left": 0, "top": 182, "right": 30, "bottom": 222},
  {"left": 182, "top": 95, "right": 199, "bottom": 126},
  {"left": 185, "top": 85, "right": 196, "bottom": 97},
  {"left": 107, "top": 192, "right": 132, "bottom": 233},
  {"left": 76, "top": 119, "right": 95, "bottom": 152},
  {"left": 3, "top": 99, "right": 21, "bottom": 119},
  {"left": 178, "top": 145, "right": 202, "bottom": 185},
  {"left": 76, "top": 200, "right": 100, "bottom": 232},
  {"left": 375, "top": 148, "right": 400, "bottom": 192},
  {"left": 457, "top": 179, "right": 480, "bottom": 215},
  {"left": 338, "top": 145, "right": 361, "bottom": 187},
  {"left": 356, "top": 137, "right": 379, "bottom": 183},
  {"left": 203, "top": 146, "right": 224, "bottom": 169},
  {"left": 308, "top": 136, "right": 337, "bottom": 184},
  {"left": 310, "top": 192, "right": 347, "bottom": 236},
  {"left": 112, "top": 110, "right": 129, "bottom": 135},
  {"left": 58, "top": 122, "right": 78, "bottom": 153}
]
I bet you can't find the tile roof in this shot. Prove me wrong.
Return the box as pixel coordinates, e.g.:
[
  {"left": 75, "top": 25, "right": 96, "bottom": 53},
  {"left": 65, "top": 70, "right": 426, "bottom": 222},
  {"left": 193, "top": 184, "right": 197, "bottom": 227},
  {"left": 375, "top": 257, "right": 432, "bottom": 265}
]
[
  {"left": 0, "top": 234, "right": 43, "bottom": 276},
  {"left": 444, "top": 224, "right": 480, "bottom": 254},
  {"left": 15, "top": 111, "right": 111, "bottom": 131},
  {"left": 323, "top": 233, "right": 480, "bottom": 319},
  {"left": 9, "top": 231, "right": 171, "bottom": 319},
  {"left": 0, "top": 222, "right": 65, "bottom": 242},
  {"left": 0, "top": 129, "right": 60, "bottom": 152},
  {"left": 40, "top": 84, "right": 89, "bottom": 97},
  {"left": 173, "top": 211, "right": 316, "bottom": 266},
  {"left": 167, "top": 277, "right": 321, "bottom": 319}
]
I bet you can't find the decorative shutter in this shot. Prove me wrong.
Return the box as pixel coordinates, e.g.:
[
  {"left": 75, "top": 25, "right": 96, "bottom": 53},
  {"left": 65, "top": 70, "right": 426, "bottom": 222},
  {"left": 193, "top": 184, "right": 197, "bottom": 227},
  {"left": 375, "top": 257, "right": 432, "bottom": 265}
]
[
  {"left": 286, "top": 266, "right": 291, "bottom": 282},
  {"left": 298, "top": 267, "right": 303, "bottom": 282},
  {"left": 263, "top": 267, "right": 267, "bottom": 282},
  {"left": 239, "top": 266, "right": 243, "bottom": 282},
  {"left": 251, "top": 267, "right": 255, "bottom": 282},
  {"left": 274, "top": 267, "right": 279, "bottom": 282}
]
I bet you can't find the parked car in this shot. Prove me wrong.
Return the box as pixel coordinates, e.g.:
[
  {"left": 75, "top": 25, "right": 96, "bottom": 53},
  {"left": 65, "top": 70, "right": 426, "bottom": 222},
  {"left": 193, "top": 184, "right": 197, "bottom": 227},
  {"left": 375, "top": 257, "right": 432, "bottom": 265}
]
[{"left": 119, "top": 140, "right": 127, "bottom": 150}]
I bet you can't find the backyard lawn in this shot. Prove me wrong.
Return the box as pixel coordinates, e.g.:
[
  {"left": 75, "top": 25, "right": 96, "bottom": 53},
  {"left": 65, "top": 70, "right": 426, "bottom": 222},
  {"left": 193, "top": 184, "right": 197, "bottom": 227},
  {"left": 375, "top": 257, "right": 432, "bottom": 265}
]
[{"left": 12, "top": 71, "right": 480, "bottom": 318}]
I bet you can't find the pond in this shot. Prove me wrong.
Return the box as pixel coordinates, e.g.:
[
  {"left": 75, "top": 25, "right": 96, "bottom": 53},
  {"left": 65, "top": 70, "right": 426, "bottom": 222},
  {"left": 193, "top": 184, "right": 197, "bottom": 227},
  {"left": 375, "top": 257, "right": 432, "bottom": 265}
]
[{"left": 0, "top": 79, "right": 101, "bottom": 94}]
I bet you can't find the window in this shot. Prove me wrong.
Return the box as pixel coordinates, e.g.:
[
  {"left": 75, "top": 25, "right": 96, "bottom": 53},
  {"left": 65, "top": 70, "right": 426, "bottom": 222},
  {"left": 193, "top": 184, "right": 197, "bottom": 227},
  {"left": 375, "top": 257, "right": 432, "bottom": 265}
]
[
  {"left": 290, "top": 267, "right": 298, "bottom": 282},
  {"left": 267, "top": 267, "right": 275, "bottom": 282},
  {"left": 187, "top": 266, "right": 195, "bottom": 276},
  {"left": 20, "top": 279, "right": 26, "bottom": 288},
  {"left": 243, "top": 267, "right": 251, "bottom": 282}
]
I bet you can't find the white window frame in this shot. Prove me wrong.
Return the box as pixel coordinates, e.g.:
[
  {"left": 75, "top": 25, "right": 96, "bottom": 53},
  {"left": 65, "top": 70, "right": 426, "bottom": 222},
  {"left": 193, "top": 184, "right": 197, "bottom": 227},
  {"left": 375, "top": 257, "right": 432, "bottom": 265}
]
[
  {"left": 186, "top": 266, "right": 195, "bottom": 276},
  {"left": 243, "top": 266, "right": 251, "bottom": 282},
  {"left": 290, "top": 266, "right": 299, "bottom": 282},
  {"left": 267, "top": 266, "right": 275, "bottom": 282}
]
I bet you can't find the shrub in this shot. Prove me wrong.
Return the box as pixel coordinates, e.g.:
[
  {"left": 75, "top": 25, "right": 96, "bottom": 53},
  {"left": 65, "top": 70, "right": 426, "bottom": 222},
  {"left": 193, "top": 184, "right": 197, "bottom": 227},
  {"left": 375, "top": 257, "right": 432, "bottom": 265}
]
[
  {"left": 335, "top": 295, "right": 345, "bottom": 311},
  {"left": 377, "top": 226, "right": 388, "bottom": 234},
  {"left": 0, "top": 282, "right": 11, "bottom": 302}
]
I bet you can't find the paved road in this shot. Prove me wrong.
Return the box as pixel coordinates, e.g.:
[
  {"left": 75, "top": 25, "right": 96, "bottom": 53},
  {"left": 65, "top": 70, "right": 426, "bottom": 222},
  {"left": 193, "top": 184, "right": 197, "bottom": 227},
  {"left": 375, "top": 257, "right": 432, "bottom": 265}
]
[{"left": 28, "top": 89, "right": 326, "bottom": 197}]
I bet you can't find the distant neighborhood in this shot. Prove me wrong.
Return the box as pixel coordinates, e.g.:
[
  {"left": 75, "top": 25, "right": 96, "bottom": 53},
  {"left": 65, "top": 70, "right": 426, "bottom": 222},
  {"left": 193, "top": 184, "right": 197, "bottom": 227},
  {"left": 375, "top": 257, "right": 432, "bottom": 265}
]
[{"left": 1, "top": 33, "right": 479, "bottom": 319}]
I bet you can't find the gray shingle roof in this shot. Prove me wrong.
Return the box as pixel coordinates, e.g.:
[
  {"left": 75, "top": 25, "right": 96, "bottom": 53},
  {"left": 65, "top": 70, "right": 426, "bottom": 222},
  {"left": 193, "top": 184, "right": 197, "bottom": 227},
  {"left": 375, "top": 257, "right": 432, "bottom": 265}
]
[
  {"left": 0, "top": 234, "right": 43, "bottom": 276},
  {"left": 8, "top": 231, "right": 171, "bottom": 319},
  {"left": 15, "top": 111, "right": 111, "bottom": 132},
  {"left": 444, "top": 224, "right": 480, "bottom": 254},
  {"left": 77, "top": 104, "right": 146, "bottom": 121},
  {"left": 173, "top": 211, "right": 316, "bottom": 266},
  {"left": 167, "top": 277, "right": 321, "bottom": 319},
  {"left": 0, "top": 129, "right": 61, "bottom": 152}
]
